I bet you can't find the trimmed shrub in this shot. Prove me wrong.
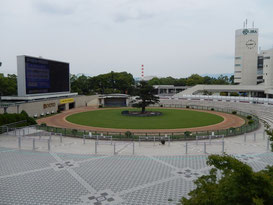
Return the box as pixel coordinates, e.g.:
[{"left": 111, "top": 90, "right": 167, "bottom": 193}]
[
  {"left": 72, "top": 129, "right": 78, "bottom": 136},
  {"left": 211, "top": 108, "right": 214, "bottom": 111},
  {"left": 184, "top": 131, "right": 191, "bottom": 137},
  {"left": 41, "top": 123, "right": 47, "bottom": 127},
  {"left": 232, "top": 111, "right": 237, "bottom": 115},
  {"left": 125, "top": 131, "right": 132, "bottom": 138},
  {"left": 247, "top": 115, "right": 252, "bottom": 120},
  {"left": 0, "top": 112, "right": 36, "bottom": 126},
  {"left": 248, "top": 119, "right": 254, "bottom": 125}
]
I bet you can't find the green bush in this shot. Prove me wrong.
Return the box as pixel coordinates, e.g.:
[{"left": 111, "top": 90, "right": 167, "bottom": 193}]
[
  {"left": 72, "top": 129, "right": 78, "bottom": 136},
  {"left": 211, "top": 108, "right": 214, "bottom": 111},
  {"left": 41, "top": 123, "right": 47, "bottom": 127},
  {"left": 186, "top": 106, "right": 190, "bottom": 109},
  {"left": 247, "top": 115, "right": 252, "bottom": 120},
  {"left": 232, "top": 111, "right": 237, "bottom": 115},
  {"left": 184, "top": 131, "right": 191, "bottom": 137},
  {"left": 125, "top": 131, "right": 132, "bottom": 138},
  {"left": 0, "top": 111, "right": 36, "bottom": 126},
  {"left": 248, "top": 119, "right": 254, "bottom": 125}
]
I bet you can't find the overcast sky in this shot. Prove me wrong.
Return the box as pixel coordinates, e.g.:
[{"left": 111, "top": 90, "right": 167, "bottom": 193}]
[{"left": 1, "top": 0, "right": 273, "bottom": 78}]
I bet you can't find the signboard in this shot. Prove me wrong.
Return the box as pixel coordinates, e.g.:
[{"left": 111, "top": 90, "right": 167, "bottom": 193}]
[
  {"left": 17, "top": 55, "right": 70, "bottom": 96},
  {"left": 60, "top": 98, "right": 74, "bottom": 104},
  {"left": 43, "top": 103, "right": 56, "bottom": 109}
]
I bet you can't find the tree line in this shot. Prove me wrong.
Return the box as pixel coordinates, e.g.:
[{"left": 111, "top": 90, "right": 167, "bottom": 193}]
[{"left": 0, "top": 72, "right": 234, "bottom": 96}]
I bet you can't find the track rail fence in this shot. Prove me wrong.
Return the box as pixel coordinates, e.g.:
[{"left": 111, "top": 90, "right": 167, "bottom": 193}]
[{"left": 35, "top": 104, "right": 259, "bottom": 140}]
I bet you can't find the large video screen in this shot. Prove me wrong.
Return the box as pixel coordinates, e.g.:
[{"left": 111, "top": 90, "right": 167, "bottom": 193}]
[{"left": 25, "top": 57, "right": 70, "bottom": 94}]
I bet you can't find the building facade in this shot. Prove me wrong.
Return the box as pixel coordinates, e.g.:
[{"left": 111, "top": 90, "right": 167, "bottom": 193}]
[{"left": 234, "top": 28, "right": 259, "bottom": 85}]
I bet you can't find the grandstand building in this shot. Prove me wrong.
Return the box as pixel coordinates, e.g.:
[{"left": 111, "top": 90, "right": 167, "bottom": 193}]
[{"left": 175, "top": 24, "right": 273, "bottom": 98}]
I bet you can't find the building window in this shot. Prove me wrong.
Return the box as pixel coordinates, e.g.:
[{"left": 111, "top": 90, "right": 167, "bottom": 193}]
[
  {"left": 235, "top": 71, "right": 241, "bottom": 73},
  {"left": 264, "top": 56, "right": 271, "bottom": 60},
  {"left": 235, "top": 64, "right": 241, "bottom": 66},
  {"left": 235, "top": 57, "right": 241, "bottom": 60}
]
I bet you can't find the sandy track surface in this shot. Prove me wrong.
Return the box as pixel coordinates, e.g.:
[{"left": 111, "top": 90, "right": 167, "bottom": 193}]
[{"left": 37, "top": 107, "right": 245, "bottom": 133}]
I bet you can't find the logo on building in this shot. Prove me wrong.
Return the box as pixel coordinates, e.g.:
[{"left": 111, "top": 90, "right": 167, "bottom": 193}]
[{"left": 242, "top": 29, "right": 257, "bottom": 35}]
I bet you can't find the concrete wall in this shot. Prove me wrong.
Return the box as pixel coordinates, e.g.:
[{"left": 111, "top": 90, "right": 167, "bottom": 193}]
[{"left": 0, "top": 95, "right": 99, "bottom": 117}]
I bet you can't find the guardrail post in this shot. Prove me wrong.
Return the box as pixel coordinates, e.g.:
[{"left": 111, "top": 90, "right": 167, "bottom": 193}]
[
  {"left": 49, "top": 132, "right": 52, "bottom": 141},
  {"left": 18, "top": 136, "right": 21, "bottom": 149},
  {"left": 48, "top": 139, "right": 50, "bottom": 151},
  {"left": 32, "top": 138, "right": 35, "bottom": 151},
  {"left": 222, "top": 141, "right": 224, "bottom": 153},
  {"left": 204, "top": 142, "right": 206, "bottom": 154},
  {"left": 114, "top": 143, "right": 116, "bottom": 155},
  {"left": 185, "top": 142, "right": 188, "bottom": 154},
  {"left": 83, "top": 135, "right": 86, "bottom": 144},
  {"left": 209, "top": 135, "right": 212, "bottom": 145},
  {"left": 254, "top": 132, "right": 256, "bottom": 142}
]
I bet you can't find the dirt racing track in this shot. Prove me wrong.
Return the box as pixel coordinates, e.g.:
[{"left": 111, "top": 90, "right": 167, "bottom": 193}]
[{"left": 37, "top": 107, "right": 245, "bottom": 133}]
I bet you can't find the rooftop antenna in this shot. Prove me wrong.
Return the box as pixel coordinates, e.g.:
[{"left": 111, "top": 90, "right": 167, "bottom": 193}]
[
  {"left": 246, "top": 19, "right": 248, "bottom": 28},
  {"left": 243, "top": 21, "right": 245, "bottom": 28}
]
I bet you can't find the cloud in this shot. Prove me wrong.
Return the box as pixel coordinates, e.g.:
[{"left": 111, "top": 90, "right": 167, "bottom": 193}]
[
  {"left": 114, "top": 10, "right": 154, "bottom": 22},
  {"left": 33, "top": 0, "right": 78, "bottom": 15}
]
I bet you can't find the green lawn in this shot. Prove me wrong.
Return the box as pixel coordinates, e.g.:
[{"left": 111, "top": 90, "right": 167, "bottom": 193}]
[{"left": 66, "top": 108, "right": 224, "bottom": 129}]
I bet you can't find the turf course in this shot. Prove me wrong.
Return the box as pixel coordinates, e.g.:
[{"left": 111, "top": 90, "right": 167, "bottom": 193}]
[{"left": 66, "top": 108, "right": 224, "bottom": 129}]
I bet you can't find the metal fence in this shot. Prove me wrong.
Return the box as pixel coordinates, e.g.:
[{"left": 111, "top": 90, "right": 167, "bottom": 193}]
[
  {"left": 0, "top": 120, "right": 28, "bottom": 134},
  {"left": 35, "top": 104, "right": 260, "bottom": 140}
]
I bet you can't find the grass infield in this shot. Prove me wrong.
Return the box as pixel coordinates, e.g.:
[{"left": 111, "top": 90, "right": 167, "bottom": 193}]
[{"left": 66, "top": 108, "right": 224, "bottom": 129}]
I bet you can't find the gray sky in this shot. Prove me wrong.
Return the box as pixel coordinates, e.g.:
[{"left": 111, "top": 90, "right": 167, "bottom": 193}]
[{"left": 1, "top": 0, "right": 273, "bottom": 78}]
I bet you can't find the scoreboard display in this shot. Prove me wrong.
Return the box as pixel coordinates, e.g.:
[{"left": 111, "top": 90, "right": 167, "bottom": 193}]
[{"left": 17, "top": 56, "right": 70, "bottom": 96}]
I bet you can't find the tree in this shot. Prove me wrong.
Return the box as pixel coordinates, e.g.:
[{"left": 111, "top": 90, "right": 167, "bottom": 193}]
[
  {"left": 181, "top": 154, "right": 273, "bottom": 205},
  {"left": 132, "top": 81, "right": 159, "bottom": 113},
  {"left": 0, "top": 74, "right": 17, "bottom": 96}
]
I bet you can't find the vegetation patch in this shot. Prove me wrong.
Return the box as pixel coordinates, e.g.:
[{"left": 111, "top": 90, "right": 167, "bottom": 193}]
[{"left": 66, "top": 108, "right": 224, "bottom": 129}]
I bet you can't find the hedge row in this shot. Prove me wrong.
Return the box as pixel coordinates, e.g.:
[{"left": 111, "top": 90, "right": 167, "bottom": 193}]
[{"left": 0, "top": 111, "right": 37, "bottom": 127}]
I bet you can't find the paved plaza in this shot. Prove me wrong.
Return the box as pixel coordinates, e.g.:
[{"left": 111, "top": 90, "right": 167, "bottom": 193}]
[{"left": 1, "top": 126, "right": 273, "bottom": 205}]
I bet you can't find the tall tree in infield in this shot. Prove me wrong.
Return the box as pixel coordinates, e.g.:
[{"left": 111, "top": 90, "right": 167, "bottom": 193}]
[{"left": 133, "top": 81, "right": 159, "bottom": 113}]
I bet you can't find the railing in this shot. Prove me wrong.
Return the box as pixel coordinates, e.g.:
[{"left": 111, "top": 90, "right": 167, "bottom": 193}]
[
  {"left": 0, "top": 120, "right": 28, "bottom": 134},
  {"left": 36, "top": 104, "right": 260, "bottom": 140}
]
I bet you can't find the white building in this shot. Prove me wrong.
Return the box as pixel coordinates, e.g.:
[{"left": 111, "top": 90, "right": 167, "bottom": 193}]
[
  {"left": 234, "top": 28, "right": 259, "bottom": 85},
  {"left": 262, "top": 48, "right": 273, "bottom": 94},
  {"left": 174, "top": 25, "right": 273, "bottom": 98}
]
